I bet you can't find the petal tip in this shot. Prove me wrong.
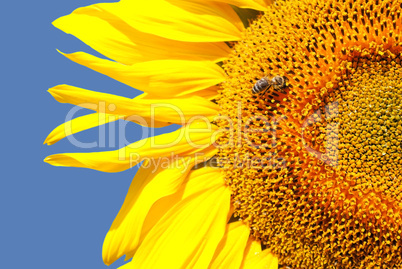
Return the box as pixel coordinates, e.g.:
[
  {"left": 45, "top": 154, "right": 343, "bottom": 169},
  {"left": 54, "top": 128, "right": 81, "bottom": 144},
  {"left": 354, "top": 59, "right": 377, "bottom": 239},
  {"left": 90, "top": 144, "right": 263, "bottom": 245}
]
[
  {"left": 43, "top": 155, "right": 54, "bottom": 163},
  {"left": 44, "top": 154, "right": 64, "bottom": 166},
  {"left": 52, "top": 15, "right": 69, "bottom": 31},
  {"left": 43, "top": 135, "right": 55, "bottom": 146},
  {"left": 55, "top": 49, "right": 66, "bottom": 55}
]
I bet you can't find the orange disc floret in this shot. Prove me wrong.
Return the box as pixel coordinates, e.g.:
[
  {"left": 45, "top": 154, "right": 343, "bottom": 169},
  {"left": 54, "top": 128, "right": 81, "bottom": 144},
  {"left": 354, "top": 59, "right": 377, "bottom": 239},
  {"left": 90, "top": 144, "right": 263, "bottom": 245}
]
[{"left": 217, "top": 0, "right": 402, "bottom": 268}]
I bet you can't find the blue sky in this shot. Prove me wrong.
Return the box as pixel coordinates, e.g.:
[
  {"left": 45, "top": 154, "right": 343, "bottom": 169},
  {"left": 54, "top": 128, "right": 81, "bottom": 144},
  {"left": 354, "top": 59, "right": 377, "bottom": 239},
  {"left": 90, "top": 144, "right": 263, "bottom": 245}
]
[{"left": 2, "top": 1, "right": 175, "bottom": 268}]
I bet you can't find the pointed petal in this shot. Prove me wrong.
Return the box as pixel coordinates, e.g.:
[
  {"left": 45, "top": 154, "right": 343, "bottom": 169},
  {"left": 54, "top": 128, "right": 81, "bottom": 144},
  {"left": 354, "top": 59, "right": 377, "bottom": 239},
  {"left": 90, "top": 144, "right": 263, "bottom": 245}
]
[
  {"left": 52, "top": 5, "right": 137, "bottom": 65},
  {"left": 103, "top": 159, "right": 191, "bottom": 265},
  {"left": 60, "top": 52, "right": 225, "bottom": 99},
  {"left": 48, "top": 85, "right": 219, "bottom": 124},
  {"left": 120, "top": 168, "right": 231, "bottom": 269},
  {"left": 44, "top": 121, "right": 218, "bottom": 172},
  {"left": 209, "top": 221, "right": 250, "bottom": 269},
  {"left": 96, "top": 0, "right": 244, "bottom": 42},
  {"left": 103, "top": 153, "right": 218, "bottom": 265},
  {"left": 122, "top": 166, "right": 224, "bottom": 261},
  {"left": 53, "top": 5, "right": 231, "bottom": 64},
  {"left": 44, "top": 113, "right": 121, "bottom": 146},
  {"left": 44, "top": 110, "right": 169, "bottom": 146}
]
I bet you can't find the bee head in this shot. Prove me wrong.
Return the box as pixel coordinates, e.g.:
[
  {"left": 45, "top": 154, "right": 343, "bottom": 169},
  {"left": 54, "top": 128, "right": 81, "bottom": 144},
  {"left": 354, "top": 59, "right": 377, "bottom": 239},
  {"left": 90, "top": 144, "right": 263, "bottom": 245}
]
[{"left": 282, "top": 76, "right": 289, "bottom": 86}]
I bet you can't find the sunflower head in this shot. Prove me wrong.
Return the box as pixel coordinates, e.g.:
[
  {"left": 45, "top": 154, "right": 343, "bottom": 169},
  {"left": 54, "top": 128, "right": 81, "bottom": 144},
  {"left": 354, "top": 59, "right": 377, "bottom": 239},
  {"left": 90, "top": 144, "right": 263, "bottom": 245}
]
[
  {"left": 218, "top": 0, "right": 402, "bottom": 267},
  {"left": 47, "top": 0, "right": 402, "bottom": 268}
]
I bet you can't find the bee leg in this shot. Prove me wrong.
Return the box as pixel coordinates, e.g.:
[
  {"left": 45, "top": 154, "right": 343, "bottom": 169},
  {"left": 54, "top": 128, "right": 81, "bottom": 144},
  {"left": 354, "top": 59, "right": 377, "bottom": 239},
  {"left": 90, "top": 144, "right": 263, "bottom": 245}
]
[{"left": 260, "top": 85, "right": 273, "bottom": 96}]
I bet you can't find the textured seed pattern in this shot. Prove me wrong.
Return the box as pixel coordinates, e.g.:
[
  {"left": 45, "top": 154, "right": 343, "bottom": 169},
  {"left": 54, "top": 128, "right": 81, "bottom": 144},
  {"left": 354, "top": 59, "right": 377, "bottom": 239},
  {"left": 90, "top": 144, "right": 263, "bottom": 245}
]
[{"left": 217, "top": 0, "right": 402, "bottom": 267}]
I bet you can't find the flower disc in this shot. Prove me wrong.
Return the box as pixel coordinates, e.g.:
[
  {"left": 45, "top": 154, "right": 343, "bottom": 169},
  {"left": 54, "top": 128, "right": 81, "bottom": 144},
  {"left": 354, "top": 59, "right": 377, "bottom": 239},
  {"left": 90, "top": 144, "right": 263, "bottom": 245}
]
[{"left": 217, "top": 0, "right": 402, "bottom": 267}]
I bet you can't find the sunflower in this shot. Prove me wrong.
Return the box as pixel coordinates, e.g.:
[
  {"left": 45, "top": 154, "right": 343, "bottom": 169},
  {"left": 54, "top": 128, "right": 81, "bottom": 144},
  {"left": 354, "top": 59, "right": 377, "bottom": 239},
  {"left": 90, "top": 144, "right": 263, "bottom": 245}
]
[{"left": 45, "top": 0, "right": 402, "bottom": 268}]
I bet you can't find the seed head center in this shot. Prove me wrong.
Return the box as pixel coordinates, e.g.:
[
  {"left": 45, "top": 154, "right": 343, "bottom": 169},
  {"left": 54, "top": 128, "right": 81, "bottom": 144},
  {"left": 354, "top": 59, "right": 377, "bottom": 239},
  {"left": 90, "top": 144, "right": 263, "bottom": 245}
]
[{"left": 216, "top": 0, "right": 402, "bottom": 267}]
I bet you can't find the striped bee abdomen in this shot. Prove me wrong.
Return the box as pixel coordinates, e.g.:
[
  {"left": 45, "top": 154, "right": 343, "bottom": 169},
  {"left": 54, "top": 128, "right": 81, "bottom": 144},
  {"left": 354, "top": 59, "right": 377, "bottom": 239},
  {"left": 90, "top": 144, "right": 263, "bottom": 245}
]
[{"left": 252, "top": 77, "right": 271, "bottom": 94}]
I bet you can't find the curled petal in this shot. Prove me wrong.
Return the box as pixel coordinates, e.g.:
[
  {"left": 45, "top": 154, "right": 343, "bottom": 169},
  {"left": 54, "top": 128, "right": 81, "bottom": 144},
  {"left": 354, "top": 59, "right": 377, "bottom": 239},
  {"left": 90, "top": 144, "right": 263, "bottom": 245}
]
[
  {"left": 48, "top": 84, "right": 219, "bottom": 124},
  {"left": 95, "top": 0, "right": 244, "bottom": 42},
  {"left": 53, "top": 5, "right": 231, "bottom": 64},
  {"left": 209, "top": 221, "right": 251, "bottom": 269},
  {"left": 120, "top": 167, "right": 231, "bottom": 268}
]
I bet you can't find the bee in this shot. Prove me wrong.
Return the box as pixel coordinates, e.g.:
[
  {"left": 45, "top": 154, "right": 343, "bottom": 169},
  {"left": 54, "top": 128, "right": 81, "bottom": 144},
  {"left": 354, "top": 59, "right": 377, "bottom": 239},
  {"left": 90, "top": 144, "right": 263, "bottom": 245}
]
[{"left": 252, "top": 75, "right": 289, "bottom": 95}]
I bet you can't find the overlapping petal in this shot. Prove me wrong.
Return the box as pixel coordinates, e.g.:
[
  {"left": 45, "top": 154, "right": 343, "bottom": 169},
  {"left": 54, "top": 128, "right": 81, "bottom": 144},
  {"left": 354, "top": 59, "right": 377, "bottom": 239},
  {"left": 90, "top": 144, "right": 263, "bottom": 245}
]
[
  {"left": 103, "top": 154, "right": 218, "bottom": 265},
  {"left": 193, "top": 0, "right": 272, "bottom": 10},
  {"left": 43, "top": 111, "right": 170, "bottom": 146},
  {"left": 60, "top": 52, "right": 225, "bottom": 98},
  {"left": 209, "top": 221, "right": 251, "bottom": 269},
  {"left": 47, "top": 0, "right": 279, "bottom": 268},
  {"left": 242, "top": 250, "right": 278, "bottom": 269},
  {"left": 103, "top": 159, "right": 191, "bottom": 265},
  {"left": 119, "top": 167, "right": 231, "bottom": 268},
  {"left": 48, "top": 85, "right": 219, "bottom": 124},
  {"left": 94, "top": 0, "right": 244, "bottom": 42},
  {"left": 53, "top": 5, "right": 232, "bottom": 64},
  {"left": 44, "top": 121, "right": 218, "bottom": 172},
  {"left": 240, "top": 239, "right": 263, "bottom": 267},
  {"left": 122, "top": 166, "right": 225, "bottom": 261}
]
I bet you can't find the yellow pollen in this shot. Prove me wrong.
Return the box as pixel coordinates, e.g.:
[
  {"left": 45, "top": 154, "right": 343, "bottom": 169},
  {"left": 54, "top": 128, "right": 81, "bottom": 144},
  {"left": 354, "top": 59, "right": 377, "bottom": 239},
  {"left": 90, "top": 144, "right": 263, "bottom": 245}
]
[{"left": 217, "top": 0, "right": 402, "bottom": 268}]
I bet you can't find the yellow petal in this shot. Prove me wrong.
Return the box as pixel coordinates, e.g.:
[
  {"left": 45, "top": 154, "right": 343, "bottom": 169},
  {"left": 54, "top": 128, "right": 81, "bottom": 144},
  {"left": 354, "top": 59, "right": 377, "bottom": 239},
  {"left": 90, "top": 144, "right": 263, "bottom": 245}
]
[
  {"left": 53, "top": 5, "right": 231, "bottom": 64},
  {"left": 44, "top": 121, "right": 218, "bottom": 172},
  {"left": 96, "top": 0, "right": 244, "bottom": 42},
  {"left": 209, "top": 221, "right": 250, "bottom": 269},
  {"left": 122, "top": 165, "right": 223, "bottom": 261},
  {"left": 193, "top": 0, "right": 271, "bottom": 11},
  {"left": 44, "top": 113, "right": 120, "bottom": 146},
  {"left": 242, "top": 250, "right": 279, "bottom": 269},
  {"left": 120, "top": 168, "right": 231, "bottom": 268},
  {"left": 48, "top": 85, "right": 219, "bottom": 124},
  {"left": 240, "top": 238, "right": 262, "bottom": 268},
  {"left": 44, "top": 110, "right": 170, "bottom": 146},
  {"left": 103, "top": 153, "right": 218, "bottom": 265},
  {"left": 195, "top": 86, "right": 220, "bottom": 101},
  {"left": 60, "top": 52, "right": 225, "bottom": 99},
  {"left": 103, "top": 159, "right": 191, "bottom": 265}
]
